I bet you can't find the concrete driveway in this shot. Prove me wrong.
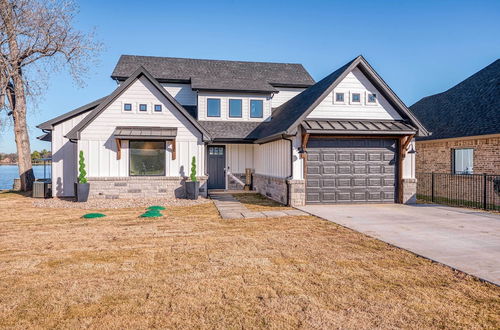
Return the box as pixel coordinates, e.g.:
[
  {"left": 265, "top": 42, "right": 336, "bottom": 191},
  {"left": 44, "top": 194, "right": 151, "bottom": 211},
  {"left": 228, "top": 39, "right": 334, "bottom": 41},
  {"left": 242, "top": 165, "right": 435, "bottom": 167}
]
[{"left": 298, "top": 204, "right": 500, "bottom": 285}]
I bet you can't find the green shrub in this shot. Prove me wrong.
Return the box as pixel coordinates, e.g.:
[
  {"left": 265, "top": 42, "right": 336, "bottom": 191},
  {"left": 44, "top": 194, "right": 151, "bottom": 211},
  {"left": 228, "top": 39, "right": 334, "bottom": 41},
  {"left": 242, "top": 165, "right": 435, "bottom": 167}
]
[
  {"left": 78, "top": 150, "right": 87, "bottom": 184},
  {"left": 190, "top": 156, "right": 197, "bottom": 182}
]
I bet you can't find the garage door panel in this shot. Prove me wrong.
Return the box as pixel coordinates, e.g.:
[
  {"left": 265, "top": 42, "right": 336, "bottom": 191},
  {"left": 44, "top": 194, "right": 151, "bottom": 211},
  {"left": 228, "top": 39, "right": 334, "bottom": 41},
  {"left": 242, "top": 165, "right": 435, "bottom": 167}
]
[{"left": 306, "top": 138, "right": 397, "bottom": 204}]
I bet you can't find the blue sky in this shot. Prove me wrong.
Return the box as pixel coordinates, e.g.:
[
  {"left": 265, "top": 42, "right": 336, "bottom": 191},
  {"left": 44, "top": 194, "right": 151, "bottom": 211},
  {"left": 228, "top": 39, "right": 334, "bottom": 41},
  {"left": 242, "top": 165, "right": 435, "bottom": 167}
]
[{"left": 1, "top": 0, "right": 499, "bottom": 153}]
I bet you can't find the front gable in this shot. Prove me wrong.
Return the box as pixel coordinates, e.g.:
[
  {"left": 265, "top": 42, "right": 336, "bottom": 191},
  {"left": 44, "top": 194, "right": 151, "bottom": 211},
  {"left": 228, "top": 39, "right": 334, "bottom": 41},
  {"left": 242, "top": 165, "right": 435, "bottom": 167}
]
[{"left": 307, "top": 67, "right": 402, "bottom": 120}]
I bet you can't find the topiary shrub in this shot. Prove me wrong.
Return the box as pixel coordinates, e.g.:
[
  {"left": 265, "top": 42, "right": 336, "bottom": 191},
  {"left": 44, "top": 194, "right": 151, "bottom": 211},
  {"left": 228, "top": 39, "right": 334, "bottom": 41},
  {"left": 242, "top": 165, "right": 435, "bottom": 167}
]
[
  {"left": 190, "top": 156, "right": 197, "bottom": 182},
  {"left": 78, "top": 150, "right": 87, "bottom": 184}
]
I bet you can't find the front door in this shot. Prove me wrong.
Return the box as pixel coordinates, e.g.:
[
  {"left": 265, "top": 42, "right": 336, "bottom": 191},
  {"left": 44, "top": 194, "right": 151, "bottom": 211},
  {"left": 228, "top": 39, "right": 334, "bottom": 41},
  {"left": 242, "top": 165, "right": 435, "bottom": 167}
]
[{"left": 207, "top": 146, "right": 226, "bottom": 189}]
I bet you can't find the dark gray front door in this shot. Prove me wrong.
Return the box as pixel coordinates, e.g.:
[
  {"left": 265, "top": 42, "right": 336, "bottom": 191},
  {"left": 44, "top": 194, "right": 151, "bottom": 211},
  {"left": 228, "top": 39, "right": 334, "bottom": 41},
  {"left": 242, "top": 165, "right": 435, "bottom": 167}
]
[
  {"left": 207, "top": 146, "right": 226, "bottom": 189},
  {"left": 306, "top": 138, "right": 397, "bottom": 204}
]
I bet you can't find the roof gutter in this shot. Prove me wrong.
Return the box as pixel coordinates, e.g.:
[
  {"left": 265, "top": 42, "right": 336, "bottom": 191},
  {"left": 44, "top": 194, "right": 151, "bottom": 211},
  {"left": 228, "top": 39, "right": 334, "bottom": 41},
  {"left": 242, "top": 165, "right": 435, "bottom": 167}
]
[{"left": 254, "top": 131, "right": 294, "bottom": 144}]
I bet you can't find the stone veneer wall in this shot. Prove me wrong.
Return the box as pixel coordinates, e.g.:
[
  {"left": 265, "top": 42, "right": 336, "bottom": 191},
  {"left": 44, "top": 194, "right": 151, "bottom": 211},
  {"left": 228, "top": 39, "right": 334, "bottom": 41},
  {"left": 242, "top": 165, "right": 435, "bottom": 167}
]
[
  {"left": 401, "top": 178, "right": 417, "bottom": 204},
  {"left": 87, "top": 176, "right": 208, "bottom": 199},
  {"left": 416, "top": 135, "right": 500, "bottom": 174},
  {"left": 227, "top": 173, "right": 246, "bottom": 190},
  {"left": 253, "top": 174, "right": 288, "bottom": 205},
  {"left": 287, "top": 179, "right": 305, "bottom": 207}
]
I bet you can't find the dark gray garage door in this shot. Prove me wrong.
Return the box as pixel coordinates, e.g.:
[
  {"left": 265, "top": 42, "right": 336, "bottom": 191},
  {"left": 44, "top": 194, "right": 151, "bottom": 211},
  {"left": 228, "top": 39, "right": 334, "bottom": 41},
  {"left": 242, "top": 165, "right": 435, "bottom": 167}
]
[{"left": 306, "top": 138, "right": 397, "bottom": 204}]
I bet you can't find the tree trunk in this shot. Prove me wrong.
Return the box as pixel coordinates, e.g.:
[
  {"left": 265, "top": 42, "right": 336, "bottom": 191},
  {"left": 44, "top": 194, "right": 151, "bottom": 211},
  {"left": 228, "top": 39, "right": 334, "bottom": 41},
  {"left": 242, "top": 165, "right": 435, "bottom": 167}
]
[{"left": 12, "top": 71, "right": 35, "bottom": 191}]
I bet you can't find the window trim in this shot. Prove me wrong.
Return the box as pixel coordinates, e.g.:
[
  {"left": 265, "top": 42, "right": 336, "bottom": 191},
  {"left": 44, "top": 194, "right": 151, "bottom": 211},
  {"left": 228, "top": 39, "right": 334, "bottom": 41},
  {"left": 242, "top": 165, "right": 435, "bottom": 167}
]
[
  {"left": 228, "top": 98, "right": 243, "bottom": 118},
  {"left": 452, "top": 148, "right": 474, "bottom": 175},
  {"left": 334, "top": 92, "right": 345, "bottom": 104},
  {"left": 207, "top": 98, "right": 221, "bottom": 117},
  {"left": 249, "top": 99, "right": 264, "bottom": 118},
  {"left": 154, "top": 104, "right": 162, "bottom": 112},
  {"left": 139, "top": 103, "right": 148, "bottom": 112},
  {"left": 129, "top": 140, "right": 166, "bottom": 177},
  {"left": 350, "top": 92, "right": 362, "bottom": 104},
  {"left": 366, "top": 92, "right": 378, "bottom": 105},
  {"left": 123, "top": 103, "right": 133, "bottom": 112}
]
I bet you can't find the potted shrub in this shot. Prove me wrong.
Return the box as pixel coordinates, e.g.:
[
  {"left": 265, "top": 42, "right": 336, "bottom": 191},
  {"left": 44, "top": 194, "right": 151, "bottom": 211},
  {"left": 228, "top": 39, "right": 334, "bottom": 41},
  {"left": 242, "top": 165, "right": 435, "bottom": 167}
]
[
  {"left": 75, "top": 150, "right": 90, "bottom": 202},
  {"left": 185, "top": 156, "right": 199, "bottom": 200}
]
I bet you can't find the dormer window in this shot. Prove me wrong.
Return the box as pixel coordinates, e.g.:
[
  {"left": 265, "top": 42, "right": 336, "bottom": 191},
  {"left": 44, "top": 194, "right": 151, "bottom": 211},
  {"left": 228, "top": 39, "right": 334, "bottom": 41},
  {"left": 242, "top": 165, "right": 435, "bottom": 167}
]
[
  {"left": 250, "top": 100, "right": 263, "bottom": 118},
  {"left": 367, "top": 93, "right": 377, "bottom": 103},
  {"left": 124, "top": 103, "right": 132, "bottom": 111},
  {"left": 351, "top": 93, "right": 361, "bottom": 103},
  {"left": 335, "top": 93, "right": 344, "bottom": 103}
]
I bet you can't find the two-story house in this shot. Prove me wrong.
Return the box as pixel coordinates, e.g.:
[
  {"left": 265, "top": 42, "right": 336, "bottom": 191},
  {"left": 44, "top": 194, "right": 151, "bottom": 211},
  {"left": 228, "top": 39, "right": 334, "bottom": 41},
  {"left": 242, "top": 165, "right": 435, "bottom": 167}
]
[{"left": 38, "top": 55, "right": 428, "bottom": 206}]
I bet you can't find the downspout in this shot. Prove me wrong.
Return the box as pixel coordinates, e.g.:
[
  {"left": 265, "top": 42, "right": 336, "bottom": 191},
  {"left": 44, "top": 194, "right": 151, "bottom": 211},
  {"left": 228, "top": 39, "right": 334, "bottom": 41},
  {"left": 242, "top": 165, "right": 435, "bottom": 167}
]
[{"left": 282, "top": 135, "right": 294, "bottom": 206}]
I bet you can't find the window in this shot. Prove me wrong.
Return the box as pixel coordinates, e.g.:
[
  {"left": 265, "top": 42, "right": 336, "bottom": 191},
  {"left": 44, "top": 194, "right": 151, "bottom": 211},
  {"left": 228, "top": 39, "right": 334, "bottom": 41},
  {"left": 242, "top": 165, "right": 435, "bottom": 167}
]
[
  {"left": 335, "top": 93, "right": 344, "bottom": 103},
  {"left": 367, "top": 93, "right": 377, "bottom": 103},
  {"left": 453, "top": 148, "right": 474, "bottom": 174},
  {"left": 229, "top": 99, "right": 242, "bottom": 118},
  {"left": 351, "top": 93, "right": 361, "bottom": 103},
  {"left": 208, "top": 146, "right": 224, "bottom": 155},
  {"left": 129, "top": 141, "right": 165, "bottom": 176},
  {"left": 139, "top": 104, "right": 148, "bottom": 112},
  {"left": 250, "top": 100, "right": 263, "bottom": 118},
  {"left": 123, "top": 103, "right": 132, "bottom": 111},
  {"left": 207, "top": 98, "right": 221, "bottom": 117},
  {"left": 154, "top": 104, "right": 162, "bottom": 112}
]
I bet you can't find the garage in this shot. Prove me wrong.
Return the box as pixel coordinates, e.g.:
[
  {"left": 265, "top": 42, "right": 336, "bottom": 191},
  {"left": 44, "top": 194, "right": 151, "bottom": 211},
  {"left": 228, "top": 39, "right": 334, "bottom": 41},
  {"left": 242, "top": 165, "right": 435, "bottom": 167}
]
[{"left": 305, "top": 138, "right": 398, "bottom": 204}]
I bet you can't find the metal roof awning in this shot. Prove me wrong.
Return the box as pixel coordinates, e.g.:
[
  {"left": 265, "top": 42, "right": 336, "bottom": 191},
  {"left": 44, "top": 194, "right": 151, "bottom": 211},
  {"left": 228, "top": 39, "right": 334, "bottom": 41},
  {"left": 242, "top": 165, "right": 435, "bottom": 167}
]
[
  {"left": 113, "top": 126, "right": 177, "bottom": 140},
  {"left": 301, "top": 119, "right": 417, "bottom": 135}
]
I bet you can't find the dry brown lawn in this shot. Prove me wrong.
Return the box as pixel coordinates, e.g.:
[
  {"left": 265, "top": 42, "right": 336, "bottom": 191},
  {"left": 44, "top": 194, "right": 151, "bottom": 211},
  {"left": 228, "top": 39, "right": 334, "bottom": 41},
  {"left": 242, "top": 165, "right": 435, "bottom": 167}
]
[
  {"left": 232, "top": 193, "right": 291, "bottom": 211},
  {"left": 0, "top": 192, "right": 499, "bottom": 329}
]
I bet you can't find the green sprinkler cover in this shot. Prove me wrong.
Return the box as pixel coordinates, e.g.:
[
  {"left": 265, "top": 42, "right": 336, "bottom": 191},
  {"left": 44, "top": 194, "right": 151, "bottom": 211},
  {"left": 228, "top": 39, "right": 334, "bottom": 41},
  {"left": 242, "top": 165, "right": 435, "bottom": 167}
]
[
  {"left": 147, "top": 206, "right": 166, "bottom": 211},
  {"left": 140, "top": 210, "right": 163, "bottom": 218}
]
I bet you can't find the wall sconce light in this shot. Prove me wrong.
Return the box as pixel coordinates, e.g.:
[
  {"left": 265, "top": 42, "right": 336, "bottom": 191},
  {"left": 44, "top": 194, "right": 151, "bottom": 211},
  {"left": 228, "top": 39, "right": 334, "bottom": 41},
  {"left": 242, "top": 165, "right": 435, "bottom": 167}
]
[
  {"left": 407, "top": 145, "right": 416, "bottom": 154},
  {"left": 298, "top": 146, "right": 307, "bottom": 154}
]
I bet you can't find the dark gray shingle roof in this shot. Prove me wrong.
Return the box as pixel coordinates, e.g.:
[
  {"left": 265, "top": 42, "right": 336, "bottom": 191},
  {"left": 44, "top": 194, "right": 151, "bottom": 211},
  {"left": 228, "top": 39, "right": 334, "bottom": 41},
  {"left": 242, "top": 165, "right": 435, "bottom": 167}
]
[
  {"left": 111, "top": 55, "right": 315, "bottom": 92},
  {"left": 198, "top": 121, "right": 261, "bottom": 141},
  {"left": 410, "top": 59, "right": 500, "bottom": 141}
]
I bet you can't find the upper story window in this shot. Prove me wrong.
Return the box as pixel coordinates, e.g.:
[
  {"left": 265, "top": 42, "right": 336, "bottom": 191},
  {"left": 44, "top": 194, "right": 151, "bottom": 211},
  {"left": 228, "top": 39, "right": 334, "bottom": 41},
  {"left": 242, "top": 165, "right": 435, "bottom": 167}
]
[
  {"left": 124, "top": 103, "right": 132, "bottom": 111},
  {"left": 207, "top": 98, "right": 221, "bottom": 117},
  {"left": 351, "top": 93, "right": 361, "bottom": 103},
  {"left": 335, "top": 93, "right": 344, "bottom": 103},
  {"left": 139, "top": 104, "right": 148, "bottom": 112},
  {"left": 453, "top": 148, "right": 474, "bottom": 174},
  {"left": 229, "top": 99, "right": 242, "bottom": 118},
  {"left": 154, "top": 104, "right": 162, "bottom": 112},
  {"left": 250, "top": 100, "right": 263, "bottom": 118},
  {"left": 367, "top": 93, "right": 377, "bottom": 103}
]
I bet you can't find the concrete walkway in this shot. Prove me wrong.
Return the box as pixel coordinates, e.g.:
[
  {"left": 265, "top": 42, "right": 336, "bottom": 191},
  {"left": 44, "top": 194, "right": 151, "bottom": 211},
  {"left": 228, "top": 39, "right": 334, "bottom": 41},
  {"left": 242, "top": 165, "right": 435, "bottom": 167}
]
[
  {"left": 298, "top": 203, "right": 500, "bottom": 285},
  {"left": 210, "top": 194, "right": 307, "bottom": 219}
]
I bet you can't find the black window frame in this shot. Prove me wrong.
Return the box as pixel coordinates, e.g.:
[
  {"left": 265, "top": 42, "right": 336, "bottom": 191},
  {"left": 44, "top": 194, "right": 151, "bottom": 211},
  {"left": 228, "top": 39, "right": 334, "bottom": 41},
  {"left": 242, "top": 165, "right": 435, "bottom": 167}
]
[
  {"left": 139, "top": 104, "right": 148, "bottom": 112},
  {"left": 154, "top": 104, "right": 162, "bottom": 112},
  {"left": 123, "top": 103, "right": 132, "bottom": 111},
  {"left": 250, "top": 99, "right": 264, "bottom": 118},
  {"left": 207, "top": 98, "right": 221, "bottom": 117},
  {"left": 129, "top": 140, "right": 166, "bottom": 177},
  {"left": 228, "top": 99, "right": 243, "bottom": 118}
]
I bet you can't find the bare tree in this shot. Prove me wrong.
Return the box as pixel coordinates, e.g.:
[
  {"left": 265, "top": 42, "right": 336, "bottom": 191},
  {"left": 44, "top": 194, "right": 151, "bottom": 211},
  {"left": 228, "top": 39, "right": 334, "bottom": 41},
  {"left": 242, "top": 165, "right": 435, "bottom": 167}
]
[{"left": 0, "top": 0, "right": 101, "bottom": 190}]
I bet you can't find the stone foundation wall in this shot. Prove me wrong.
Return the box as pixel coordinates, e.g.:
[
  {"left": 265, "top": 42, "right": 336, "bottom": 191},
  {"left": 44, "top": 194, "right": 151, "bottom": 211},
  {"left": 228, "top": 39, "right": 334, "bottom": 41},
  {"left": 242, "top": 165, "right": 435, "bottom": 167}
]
[
  {"left": 287, "top": 179, "right": 305, "bottom": 207},
  {"left": 402, "top": 178, "right": 417, "bottom": 204},
  {"left": 87, "top": 176, "right": 208, "bottom": 199},
  {"left": 253, "top": 174, "right": 287, "bottom": 205}
]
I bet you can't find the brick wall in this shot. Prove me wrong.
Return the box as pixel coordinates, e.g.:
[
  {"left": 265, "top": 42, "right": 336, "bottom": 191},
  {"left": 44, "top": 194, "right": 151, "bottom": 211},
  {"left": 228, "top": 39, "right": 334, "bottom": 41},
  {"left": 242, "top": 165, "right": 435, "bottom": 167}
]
[
  {"left": 416, "top": 135, "right": 500, "bottom": 174},
  {"left": 87, "top": 176, "right": 208, "bottom": 199}
]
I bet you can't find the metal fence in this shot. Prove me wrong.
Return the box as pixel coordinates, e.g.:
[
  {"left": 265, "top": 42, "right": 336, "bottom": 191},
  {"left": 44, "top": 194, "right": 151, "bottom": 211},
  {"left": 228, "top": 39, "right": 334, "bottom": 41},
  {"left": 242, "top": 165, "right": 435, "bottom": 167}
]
[{"left": 416, "top": 172, "right": 500, "bottom": 211}]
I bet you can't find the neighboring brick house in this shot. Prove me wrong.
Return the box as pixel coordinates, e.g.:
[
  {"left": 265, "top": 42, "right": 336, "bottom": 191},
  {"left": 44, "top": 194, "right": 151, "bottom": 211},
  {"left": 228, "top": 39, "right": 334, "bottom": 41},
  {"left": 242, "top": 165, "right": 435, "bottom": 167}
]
[{"left": 410, "top": 59, "right": 500, "bottom": 175}]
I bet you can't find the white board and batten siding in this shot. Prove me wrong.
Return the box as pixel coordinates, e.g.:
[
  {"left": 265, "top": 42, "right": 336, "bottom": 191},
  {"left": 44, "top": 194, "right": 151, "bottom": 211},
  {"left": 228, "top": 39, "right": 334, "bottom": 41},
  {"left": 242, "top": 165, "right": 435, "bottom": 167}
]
[
  {"left": 271, "top": 87, "right": 305, "bottom": 108},
  {"left": 254, "top": 139, "right": 291, "bottom": 178},
  {"left": 197, "top": 92, "right": 272, "bottom": 121},
  {"left": 78, "top": 76, "right": 205, "bottom": 179},
  {"left": 307, "top": 67, "right": 403, "bottom": 120},
  {"left": 51, "top": 111, "right": 90, "bottom": 197},
  {"left": 161, "top": 83, "right": 197, "bottom": 105},
  {"left": 226, "top": 144, "right": 254, "bottom": 174}
]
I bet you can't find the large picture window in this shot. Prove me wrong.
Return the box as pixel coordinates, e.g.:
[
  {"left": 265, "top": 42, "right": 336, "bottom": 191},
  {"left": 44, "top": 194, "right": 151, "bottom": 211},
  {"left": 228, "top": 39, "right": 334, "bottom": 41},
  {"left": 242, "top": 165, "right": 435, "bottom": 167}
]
[
  {"left": 250, "top": 99, "right": 263, "bottom": 118},
  {"left": 453, "top": 148, "right": 473, "bottom": 174},
  {"left": 129, "top": 140, "right": 166, "bottom": 176}
]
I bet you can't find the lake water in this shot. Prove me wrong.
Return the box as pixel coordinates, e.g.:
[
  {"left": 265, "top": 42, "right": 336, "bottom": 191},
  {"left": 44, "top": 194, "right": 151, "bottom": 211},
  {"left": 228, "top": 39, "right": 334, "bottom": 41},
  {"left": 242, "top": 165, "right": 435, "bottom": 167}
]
[{"left": 0, "top": 165, "right": 51, "bottom": 190}]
